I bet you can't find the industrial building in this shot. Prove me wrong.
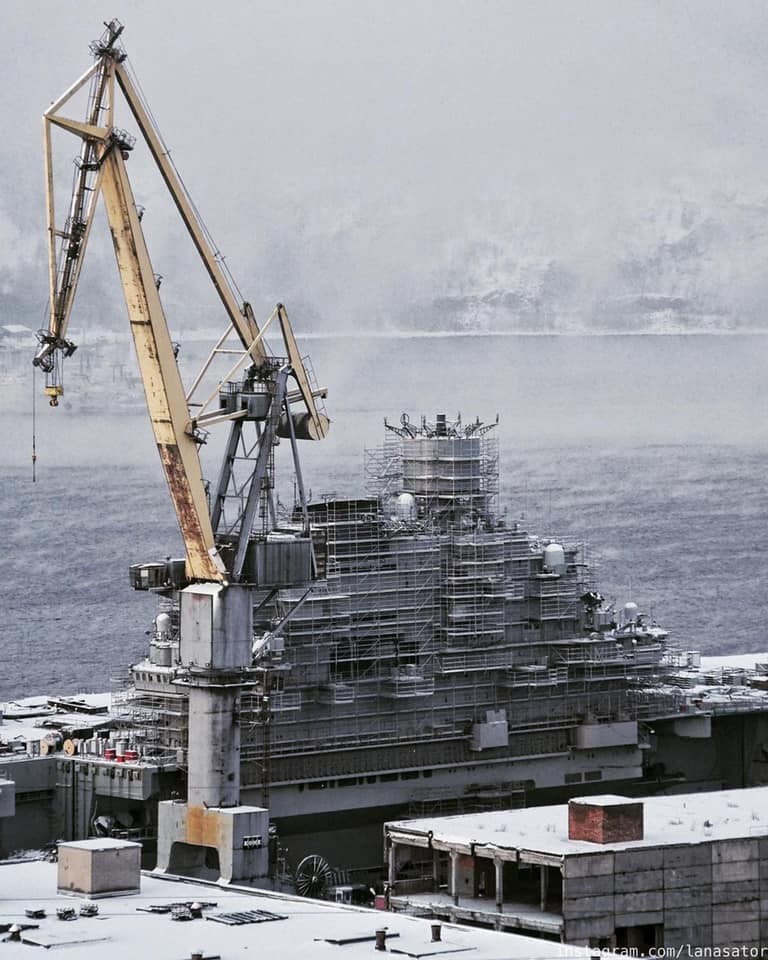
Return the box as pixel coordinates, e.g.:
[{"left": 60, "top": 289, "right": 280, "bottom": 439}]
[
  {"left": 0, "top": 841, "right": 621, "bottom": 960},
  {"left": 384, "top": 785, "right": 768, "bottom": 951}
]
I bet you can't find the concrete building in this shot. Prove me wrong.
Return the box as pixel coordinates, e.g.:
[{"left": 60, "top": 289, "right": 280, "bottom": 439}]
[
  {"left": 0, "top": 844, "right": 621, "bottom": 960},
  {"left": 385, "top": 786, "right": 768, "bottom": 951}
]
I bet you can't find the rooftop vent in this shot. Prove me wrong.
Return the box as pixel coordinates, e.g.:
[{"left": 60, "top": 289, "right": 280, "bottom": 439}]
[
  {"left": 568, "top": 795, "right": 644, "bottom": 844},
  {"left": 207, "top": 909, "right": 287, "bottom": 925},
  {"left": 136, "top": 900, "right": 218, "bottom": 917}
]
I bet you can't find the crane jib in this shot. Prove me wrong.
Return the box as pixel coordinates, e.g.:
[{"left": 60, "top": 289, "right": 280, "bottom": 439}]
[{"left": 36, "top": 19, "right": 329, "bottom": 589}]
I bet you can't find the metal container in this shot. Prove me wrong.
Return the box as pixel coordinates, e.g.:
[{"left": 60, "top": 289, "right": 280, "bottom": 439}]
[{"left": 244, "top": 536, "right": 312, "bottom": 587}]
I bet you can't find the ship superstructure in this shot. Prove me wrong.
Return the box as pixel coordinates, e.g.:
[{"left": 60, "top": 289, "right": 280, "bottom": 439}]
[{"left": 119, "top": 413, "right": 674, "bottom": 867}]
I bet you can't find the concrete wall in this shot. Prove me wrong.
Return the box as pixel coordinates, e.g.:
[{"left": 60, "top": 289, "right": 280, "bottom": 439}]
[
  {"left": 563, "top": 837, "right": 768, "bottom": 948},
  {"left": 0, "top": 757, "right": 57, "bottom": 856},
  {"left": 57, "top": 839, "right": 141, "bottom": 897}
]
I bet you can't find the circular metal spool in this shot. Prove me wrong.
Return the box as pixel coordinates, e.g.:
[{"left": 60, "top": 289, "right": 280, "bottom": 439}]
[{"left": 294, "top": 854, "right": 333, "bottom": 898}]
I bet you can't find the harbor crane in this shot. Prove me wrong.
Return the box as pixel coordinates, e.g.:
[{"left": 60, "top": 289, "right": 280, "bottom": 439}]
[{"left": 34, "top": 19, "right": 329, "bottom": 882}]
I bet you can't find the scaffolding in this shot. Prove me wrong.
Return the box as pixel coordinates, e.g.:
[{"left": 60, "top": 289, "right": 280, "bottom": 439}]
[
  {"left": 120, "top": 413, "right": 677, "bottom": 811},
  {"left": 366, "top": 413, "right": 499, "bottom": 525}
]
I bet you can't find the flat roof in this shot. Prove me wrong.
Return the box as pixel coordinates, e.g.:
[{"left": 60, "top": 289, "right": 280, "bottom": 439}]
[
  {"left": 699, "top": 651, "right": 768, "bottom": 671},
  {"left": 0, "top": 693, "right": 116, "bottom": 746},
  {"left": 568, "top": 794, "right": 638, "bottom": 808},
  {"left": 60, "top": 838, "right": 141, "bottom": 852},
  {"left": 0, "top": 860, "right": 611, "bottom": 959},
  {"left": 386, "top": 785, "right": 768, "bottom": 857}
]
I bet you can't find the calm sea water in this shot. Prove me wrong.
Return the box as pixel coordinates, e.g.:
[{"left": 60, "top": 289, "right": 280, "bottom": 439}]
[{"left": 2, "top": 334, "right": 767, "bottom": 700}]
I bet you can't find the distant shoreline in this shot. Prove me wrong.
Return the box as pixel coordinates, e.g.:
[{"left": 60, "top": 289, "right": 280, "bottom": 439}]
[
  {"left": 8, "top": 328, "right": 767, "bottom": 348},
  {"left": 293, "top": 328, "right": 768, "bottom": 340}
]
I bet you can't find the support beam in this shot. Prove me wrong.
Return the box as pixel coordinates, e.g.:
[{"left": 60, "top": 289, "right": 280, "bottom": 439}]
[
  {"left": 41, "top": 53, "right": 115, "bottom": 362},
  {"left": 99, "top": 147, "right": 222, "bottom": 582},
  {"left": 495, "top": 858, "right": 504, "bottom": 912},
  {"left": 114, "top": 63, "right": 265, "bottom": 360},
  {"left": 450, "top": 850, "right": 460, "bottom": 906},
  {"left": 277, "top": 303, "right": 328, "bottom": 439},
  {"left": 211, "top": 417, "right": 245, "bottom": 533},
  {"left": 231, "top": 369, "right": 289, "bottom": 580}
]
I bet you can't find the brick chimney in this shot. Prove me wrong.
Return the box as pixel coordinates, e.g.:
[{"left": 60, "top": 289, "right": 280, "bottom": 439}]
[{"left": 568, "top": 795, "right": 644, "bottom": 843}]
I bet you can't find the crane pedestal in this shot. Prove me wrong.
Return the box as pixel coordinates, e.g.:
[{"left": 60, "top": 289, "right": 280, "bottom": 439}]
[
  {"left": 156, "top": 801, "right": 268, "bottom": 883},
  {"left": 155, "top": 583, "right": 268, "bottom": 883}
]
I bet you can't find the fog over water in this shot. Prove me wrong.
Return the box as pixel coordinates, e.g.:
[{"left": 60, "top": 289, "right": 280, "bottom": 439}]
[{"left": 3, "top": 333, "right": 767, "bottom": 700}]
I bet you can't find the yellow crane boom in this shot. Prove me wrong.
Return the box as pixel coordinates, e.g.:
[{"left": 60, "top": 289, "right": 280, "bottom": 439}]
[{"left": 36, "top": 20, "right": 328, "bottom": 583}]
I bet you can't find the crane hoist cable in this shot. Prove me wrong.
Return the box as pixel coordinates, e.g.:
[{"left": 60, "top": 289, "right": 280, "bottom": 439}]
[
  {"left": 31, "top": 365, "right": 37, "bottom": 483},
  {"left": 120, "top": 56, "right": 251, "bottom": 322}
]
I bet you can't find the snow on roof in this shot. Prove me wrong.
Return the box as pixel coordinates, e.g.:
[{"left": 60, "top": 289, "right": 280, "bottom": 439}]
[
  {"left": 699, "top": 651, "right": 768, "bottom": 671},
  {"left": 387, "top": 785, "right": 768, "bottom": 858},
  {"left": 62, "top": 838, "right": 141, "bottom": 852},
  {"left": 0, "top": 693, "right": 118, "bottom": 747},
  {"left": 0, "top": 860, "right": 611, "bottom": 959},
  {"left": 568, "top": 794, "right": 637, "bottom": 807},
  {"left": 0, "top": 325, "right": 34, "bottom": 335},
  {"left": 2, "top": 692, "right": 114, "bottom": 714}
]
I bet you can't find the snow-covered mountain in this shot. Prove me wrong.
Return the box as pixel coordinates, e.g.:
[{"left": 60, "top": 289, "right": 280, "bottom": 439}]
[
  {"left": 5, "top": 189, "right": 768, "bottom": 337},
  {"left": 409, "top": 192, "right": 768, "bottom": 334}
]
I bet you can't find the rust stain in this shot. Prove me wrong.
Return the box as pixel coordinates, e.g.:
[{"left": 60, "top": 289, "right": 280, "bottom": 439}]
[
  {"left": 186, "top": 804, "right": 204, "bottom": 845},
  {"left": 201, "top": 810, "right": 226, "bottom": 849},
  {"left": 157, "top": 442, "right": 212, "bottom": 579},
  {"left": 186, "top": 806, "right": 227, "bottom": 848}
]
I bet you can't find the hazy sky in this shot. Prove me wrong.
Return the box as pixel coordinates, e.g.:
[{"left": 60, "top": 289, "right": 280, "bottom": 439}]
[{"left": 3, "top": 0, "right": 768, "bottom": 330}]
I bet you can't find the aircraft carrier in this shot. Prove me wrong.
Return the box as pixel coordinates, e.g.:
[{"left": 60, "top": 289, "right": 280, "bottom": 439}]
[{"left": 3, "top": 412, "right": 768, "bottom": 880}]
